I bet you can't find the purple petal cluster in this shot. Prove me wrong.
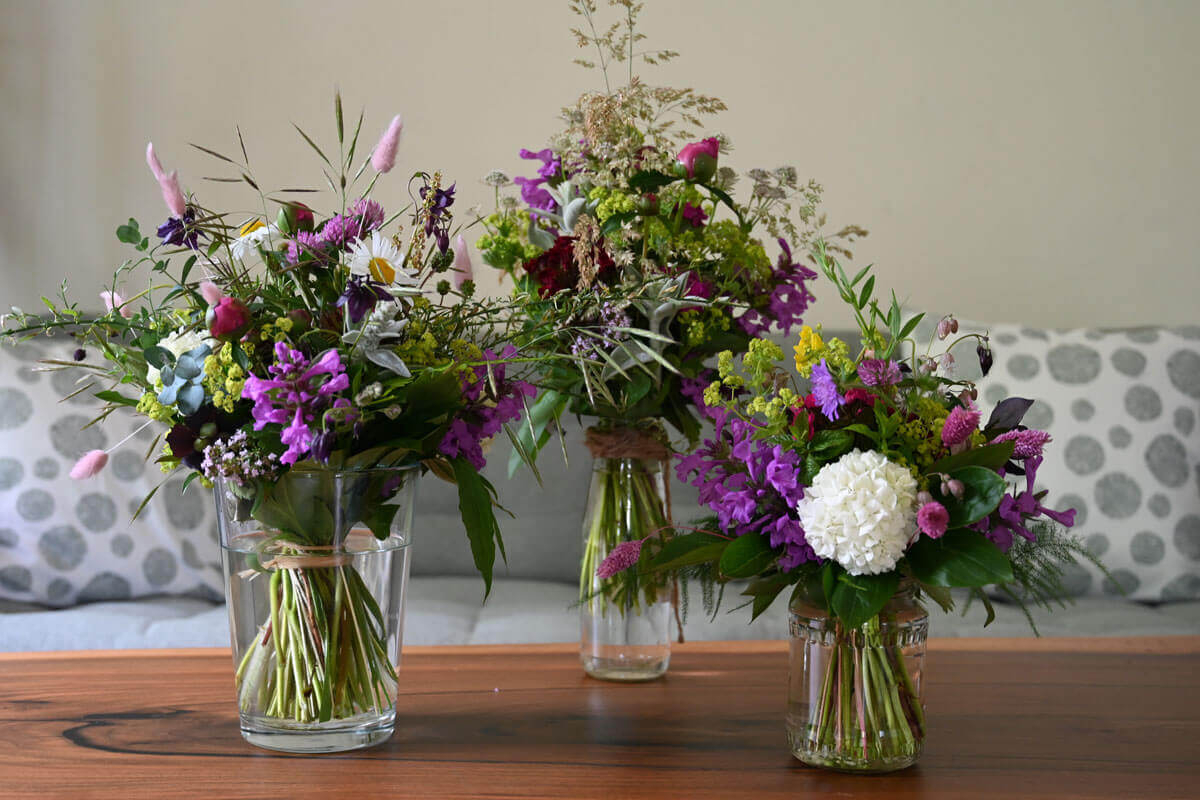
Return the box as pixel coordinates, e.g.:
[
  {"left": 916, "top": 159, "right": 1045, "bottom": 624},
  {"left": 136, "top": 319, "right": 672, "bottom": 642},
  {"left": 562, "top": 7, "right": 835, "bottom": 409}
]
[
  {"left": 738, "top": 239, "right": 817, "bottom": 337},
  {"left": 858, "top": 358, "right": 902, "bottom": 387},
  {"left": 286, "top": 231, "right": 328, "bottom": 265},
  {"left": 438, "top": 345, "right": 537, "bottom": 470},
  {"left": 337, "top": 276, "right": 392, "bottom": 323},
  {"left": 352, "top": 198, "right": 385, "bottom": 233},
  {"left": 242, "top": 344, "right": 352, "bottom": 465},
  {"left": 810, "top": 359, "right": 845, "bottom": 421},
  {"left": 513, "top": 148, "right": 560, "bottom": 212},
  {"left": 318, "top": 213, "right": 361, "bottom": 248},
  {"left": 157, "top": 208, "right": 203, "bottom": 250},
  {"left": 981, "top": 455, "right": 1076, "bottom": 552},
  {"left": 419, "top": 179, "right": 456, "bottom": 253},
  {"left": 676, "top": 411, "right": 817, "bottom": 570}
]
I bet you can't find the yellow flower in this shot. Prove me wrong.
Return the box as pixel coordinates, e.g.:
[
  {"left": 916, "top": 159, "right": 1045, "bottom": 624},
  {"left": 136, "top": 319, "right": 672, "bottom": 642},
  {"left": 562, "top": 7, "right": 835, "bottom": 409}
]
[{"left": 793, "top": 326, "right": 825, "bottom": 378}]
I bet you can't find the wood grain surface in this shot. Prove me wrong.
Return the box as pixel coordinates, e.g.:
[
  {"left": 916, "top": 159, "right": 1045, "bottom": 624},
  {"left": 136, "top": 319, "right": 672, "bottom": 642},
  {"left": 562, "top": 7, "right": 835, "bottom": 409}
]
[{"left": 1, "top": 638, "right": 1197, "bottom": 799}]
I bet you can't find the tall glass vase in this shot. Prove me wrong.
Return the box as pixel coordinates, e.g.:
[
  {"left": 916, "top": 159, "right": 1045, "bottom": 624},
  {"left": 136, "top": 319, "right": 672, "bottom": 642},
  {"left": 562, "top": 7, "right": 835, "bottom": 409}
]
[
  {"left": 579, "top": 436, "right": 674, "bottom": 681},
  {"left": 786, "top": 581, "right": 928, "bottom": 772},
  {"left": 216, "top": 466, "right": 418, "bottom": 753}
]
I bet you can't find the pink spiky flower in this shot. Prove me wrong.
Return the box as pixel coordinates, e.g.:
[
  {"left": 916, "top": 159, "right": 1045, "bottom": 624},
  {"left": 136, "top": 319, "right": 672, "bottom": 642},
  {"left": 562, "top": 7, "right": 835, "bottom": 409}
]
[
  {"left": 941, "top": 403, "right": 981, "bottom": 447},
  {"left": 596, "top": 537, "right": 650, "bottom": 580}
]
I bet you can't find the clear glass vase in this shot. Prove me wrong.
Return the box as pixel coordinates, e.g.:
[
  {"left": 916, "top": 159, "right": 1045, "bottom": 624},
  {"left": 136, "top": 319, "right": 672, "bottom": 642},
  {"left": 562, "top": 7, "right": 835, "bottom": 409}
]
[
  {"left": 786, "top": 581, "right": 928, "bottom": 773},
  {"left": 579, "top": 454, "right": 673, "bottom": 681},
  {"left": 216, "top": 466, "right": 418, "bottom": 753}
]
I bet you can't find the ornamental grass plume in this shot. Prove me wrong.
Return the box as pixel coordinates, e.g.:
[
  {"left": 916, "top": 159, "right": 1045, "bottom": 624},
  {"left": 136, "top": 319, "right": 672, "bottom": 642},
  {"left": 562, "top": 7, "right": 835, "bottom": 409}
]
[
  {"left": 69, "top": 449, "right": 108, "bottom": 479},
  {"left": 145, "top": 142, "right": 186, "bottom": 217},
  {"left": 371, "top": 114, "right": 403, "bottom": 173}
]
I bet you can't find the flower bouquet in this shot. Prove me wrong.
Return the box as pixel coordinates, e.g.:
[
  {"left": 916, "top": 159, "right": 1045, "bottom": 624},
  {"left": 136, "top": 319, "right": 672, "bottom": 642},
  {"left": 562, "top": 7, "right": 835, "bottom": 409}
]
[
  {"left": 475, "top": 0, "right": 863, "bottom": 680},
  {"left": 605, "top": 242, "right": 1101, "bottom": 770},
  {"left": 3, "top": 99, "right": 535, "bottom": 752}
]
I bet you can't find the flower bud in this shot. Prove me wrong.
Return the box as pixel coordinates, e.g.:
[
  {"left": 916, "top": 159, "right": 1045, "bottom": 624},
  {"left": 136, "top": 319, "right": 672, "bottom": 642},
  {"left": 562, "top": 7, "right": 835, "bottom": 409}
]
[
  {"left": 917, "top": 490, "right": 934, "bottom": 506},
  {"left": 637, "top": 193, "right": 660, "bottom": 216},
  {"left": 209, "top": 297, "right": 252, "bottom": 340},
  {"left": 677, "top": 137, "right": 720, "bottom": 183},
  {"left": 947, "top": 479, "right": 966, "bottom": 499},
  {"left": 286, "top": 309, "right": 312, "bottom": 333}
]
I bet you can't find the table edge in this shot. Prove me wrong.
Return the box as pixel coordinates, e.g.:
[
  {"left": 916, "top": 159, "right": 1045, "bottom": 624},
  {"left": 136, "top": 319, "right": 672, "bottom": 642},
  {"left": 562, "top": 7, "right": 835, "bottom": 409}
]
[{"left": 1, "top": 635, "right": 1197, "bottom": 662}]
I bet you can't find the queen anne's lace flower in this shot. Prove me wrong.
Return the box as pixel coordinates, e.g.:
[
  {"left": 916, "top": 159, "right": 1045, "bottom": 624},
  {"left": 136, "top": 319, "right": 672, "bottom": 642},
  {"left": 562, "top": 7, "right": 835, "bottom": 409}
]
[{"left": 795, "top": 449, "right": 918, "bottom": 575}]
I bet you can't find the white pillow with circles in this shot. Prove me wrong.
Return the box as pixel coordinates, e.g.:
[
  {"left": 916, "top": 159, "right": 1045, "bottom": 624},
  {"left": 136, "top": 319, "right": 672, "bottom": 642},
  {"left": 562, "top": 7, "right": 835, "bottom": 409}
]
[
  {"left": 931, "top": 321, "right": 1200, "bottom": 602},
  {"left": 0, "top": 337, "right": 223, "bottom": 606}
]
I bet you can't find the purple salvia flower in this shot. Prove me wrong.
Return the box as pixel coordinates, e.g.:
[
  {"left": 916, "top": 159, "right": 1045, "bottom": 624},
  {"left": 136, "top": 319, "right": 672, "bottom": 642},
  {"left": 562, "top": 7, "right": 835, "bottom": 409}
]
[{"left": 810, "top": 359, "right": 844, "bottom": 421}]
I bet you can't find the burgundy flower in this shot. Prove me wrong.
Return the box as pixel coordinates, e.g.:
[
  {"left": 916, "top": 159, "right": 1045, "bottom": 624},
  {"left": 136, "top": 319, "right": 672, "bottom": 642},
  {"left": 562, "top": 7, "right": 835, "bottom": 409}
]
[
  {"left": 209, "top": 297, "right": 251, "bottom": 340},
  {"left": 521, "top": 235, "right": 617, "bottom": 297}
]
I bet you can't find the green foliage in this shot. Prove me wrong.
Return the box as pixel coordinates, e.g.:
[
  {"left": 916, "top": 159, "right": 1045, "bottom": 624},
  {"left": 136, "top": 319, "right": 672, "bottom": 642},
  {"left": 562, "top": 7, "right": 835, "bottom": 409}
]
[
  {"left": 905, "top": 530, "right": 1013, "bottom": 587},
  {"left": 450, "top": 457, "right": 505, "bottom": 597}
]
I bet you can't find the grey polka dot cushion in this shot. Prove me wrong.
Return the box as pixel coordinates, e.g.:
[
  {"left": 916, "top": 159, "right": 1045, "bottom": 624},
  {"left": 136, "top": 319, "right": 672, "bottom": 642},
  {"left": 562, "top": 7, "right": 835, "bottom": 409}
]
[
  {"left": 0, "top": 338, "right": 223, "bottom": 606},
  {"left": 936, "top": 322, "right": 1200, "bottom": 602}
]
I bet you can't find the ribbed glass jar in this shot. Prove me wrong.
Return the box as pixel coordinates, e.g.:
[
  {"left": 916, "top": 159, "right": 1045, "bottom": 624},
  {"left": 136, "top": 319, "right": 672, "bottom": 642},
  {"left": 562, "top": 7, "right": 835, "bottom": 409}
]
[{"left": 786, "top": 581, "right": 928, "bottom": 772}]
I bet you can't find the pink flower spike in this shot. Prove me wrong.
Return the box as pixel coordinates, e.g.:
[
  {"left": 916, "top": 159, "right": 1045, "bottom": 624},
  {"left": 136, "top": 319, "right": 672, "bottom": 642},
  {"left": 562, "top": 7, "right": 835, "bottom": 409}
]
[
  {"left": 100, "top": 291, "right": 133, "bottom": 319},
  {"left": 917, "top": 501, "right": 950, "bottom": 539},
  {"left": 146, "top": 142, "right": 186, "bottom": 217},
  {"left": 941, "top": 403, "right": 981, "bottom": 447},
  {"left": 452, "top": 234, "right": 473, "bottom": 289},
  {"left": 596, "top": 537, "right": 650, "bottom": 580},
  {"left": 70, "top": 449, "right": 109, "bottom": 480},
  {"left": 371, "top": 114, "right": 403, "bottom": 173},
  {"left": 199, "top": 281, "right": 224, "bottom": 306}
]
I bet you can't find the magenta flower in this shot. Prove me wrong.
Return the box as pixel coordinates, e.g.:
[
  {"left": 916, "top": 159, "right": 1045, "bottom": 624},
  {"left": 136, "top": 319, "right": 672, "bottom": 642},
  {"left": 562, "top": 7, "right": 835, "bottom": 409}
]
[
  {"left": 986, "top": 455, "right": 1076, "bottom": 551},
  {"left": 858, "top": 359, "right": 902, "bottom": 387},
  {"left": 917, "top": 501, "right": 950, "bottom": 538},
  {"left": 680, "top": 202, "right": 708, "bottom": 228},
  {"left": 991, "top": 428, "right": 1052, "bottom": 460},
  {"left": 437, "top": 345, "right": 536, "bottom": 470},
  {"left": 286, "top": 231, "right": 326, "bottom": 265},
  {"left": 242, "top": 344, "right": 351, "bottom": 464},
  {"left": 210, "top": 296, "right": 251, "bottom": 340},
  {"left": 676, "top": 137, "right": 720, "bottom": 182},
  {"left": 941, "top": 403, "right": 981, "bottom": 447},
  {"left": 371, "top": 114, "right": 403, "bottom": 173},
  {"left": 352, "top": 198, "right": 385, "bottom": 233},
  {"left": 318, "top": 214, "right": 361, "bottom": 248},
  {"left": 596, "top": 537, "right": 649, "bottom": 580}
]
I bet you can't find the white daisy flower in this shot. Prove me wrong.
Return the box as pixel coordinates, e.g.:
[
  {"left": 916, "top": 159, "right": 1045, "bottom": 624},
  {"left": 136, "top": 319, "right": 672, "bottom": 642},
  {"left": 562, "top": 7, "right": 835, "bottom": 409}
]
[
  {"left": 231, "top": 220, "right": 279, "bottom": 263},
  {"left": 348, "top": 233, "right": 417, "bottom": 287}
]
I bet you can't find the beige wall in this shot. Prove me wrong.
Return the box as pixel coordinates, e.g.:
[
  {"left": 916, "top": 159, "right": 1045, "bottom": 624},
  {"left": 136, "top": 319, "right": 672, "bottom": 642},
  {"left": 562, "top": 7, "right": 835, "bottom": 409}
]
[{"left": 1, "top": 0, "right": 1197, "bottom": 330}]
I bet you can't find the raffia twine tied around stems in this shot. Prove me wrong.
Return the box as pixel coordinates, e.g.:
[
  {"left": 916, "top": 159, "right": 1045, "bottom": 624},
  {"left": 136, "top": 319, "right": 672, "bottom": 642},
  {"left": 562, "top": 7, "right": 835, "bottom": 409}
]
[{"left": 583, "top": 424, "right": 685, "bottom": 643}]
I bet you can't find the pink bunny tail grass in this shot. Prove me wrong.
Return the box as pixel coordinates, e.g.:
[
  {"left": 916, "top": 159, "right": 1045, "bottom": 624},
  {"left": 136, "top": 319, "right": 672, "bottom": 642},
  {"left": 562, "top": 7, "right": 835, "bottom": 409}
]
[
  {"left": 451, "top": 234, "right": 473, "bottom": 289},
  {"left": 199, "top": 281, "right": 224, "bottom": 306},
  {"left": 70, "top": 450, "right": 108, "bottom": 480},
  {"left": 146, "top": 142, "right": 165, "bottom": 179},
  {"left": 596, "top": 537, "right": 649, "bottom": 580},
  {"left": 371, "top": 114, "right": 403, "bottom": 173},
  {"left": 159, "top": 170, "right": 186, "bottom": 218},
  {"left": 147, "top": 142, "right": 186, "bottom": 217},
  {"left": 99, "top": 291, "right": 133, "bottom": 319}
]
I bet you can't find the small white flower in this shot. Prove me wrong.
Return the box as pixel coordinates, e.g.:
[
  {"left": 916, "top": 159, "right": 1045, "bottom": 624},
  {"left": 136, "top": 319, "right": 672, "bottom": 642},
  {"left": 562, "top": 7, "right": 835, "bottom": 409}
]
[
  {"left": 348, "top": 233, "right": 417, "bottom": 287},
  {"left": 795, "top": 449, "right": 918, "bottom": 576},
  {"left": 231, "top": 220, "right": 279, "bottom": 263}
]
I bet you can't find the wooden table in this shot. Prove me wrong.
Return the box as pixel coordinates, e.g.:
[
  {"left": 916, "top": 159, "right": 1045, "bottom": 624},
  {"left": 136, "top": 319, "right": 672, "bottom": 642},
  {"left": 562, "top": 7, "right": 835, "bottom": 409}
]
[{"left": 1, "top": 638, "right": 1197, "bottom": 799}]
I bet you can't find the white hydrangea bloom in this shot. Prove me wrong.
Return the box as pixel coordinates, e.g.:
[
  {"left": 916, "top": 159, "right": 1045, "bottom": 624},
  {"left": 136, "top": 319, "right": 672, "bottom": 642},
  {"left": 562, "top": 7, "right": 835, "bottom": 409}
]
[{"left": 795, "top": 449, "right": 918, "bottom": 576}]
